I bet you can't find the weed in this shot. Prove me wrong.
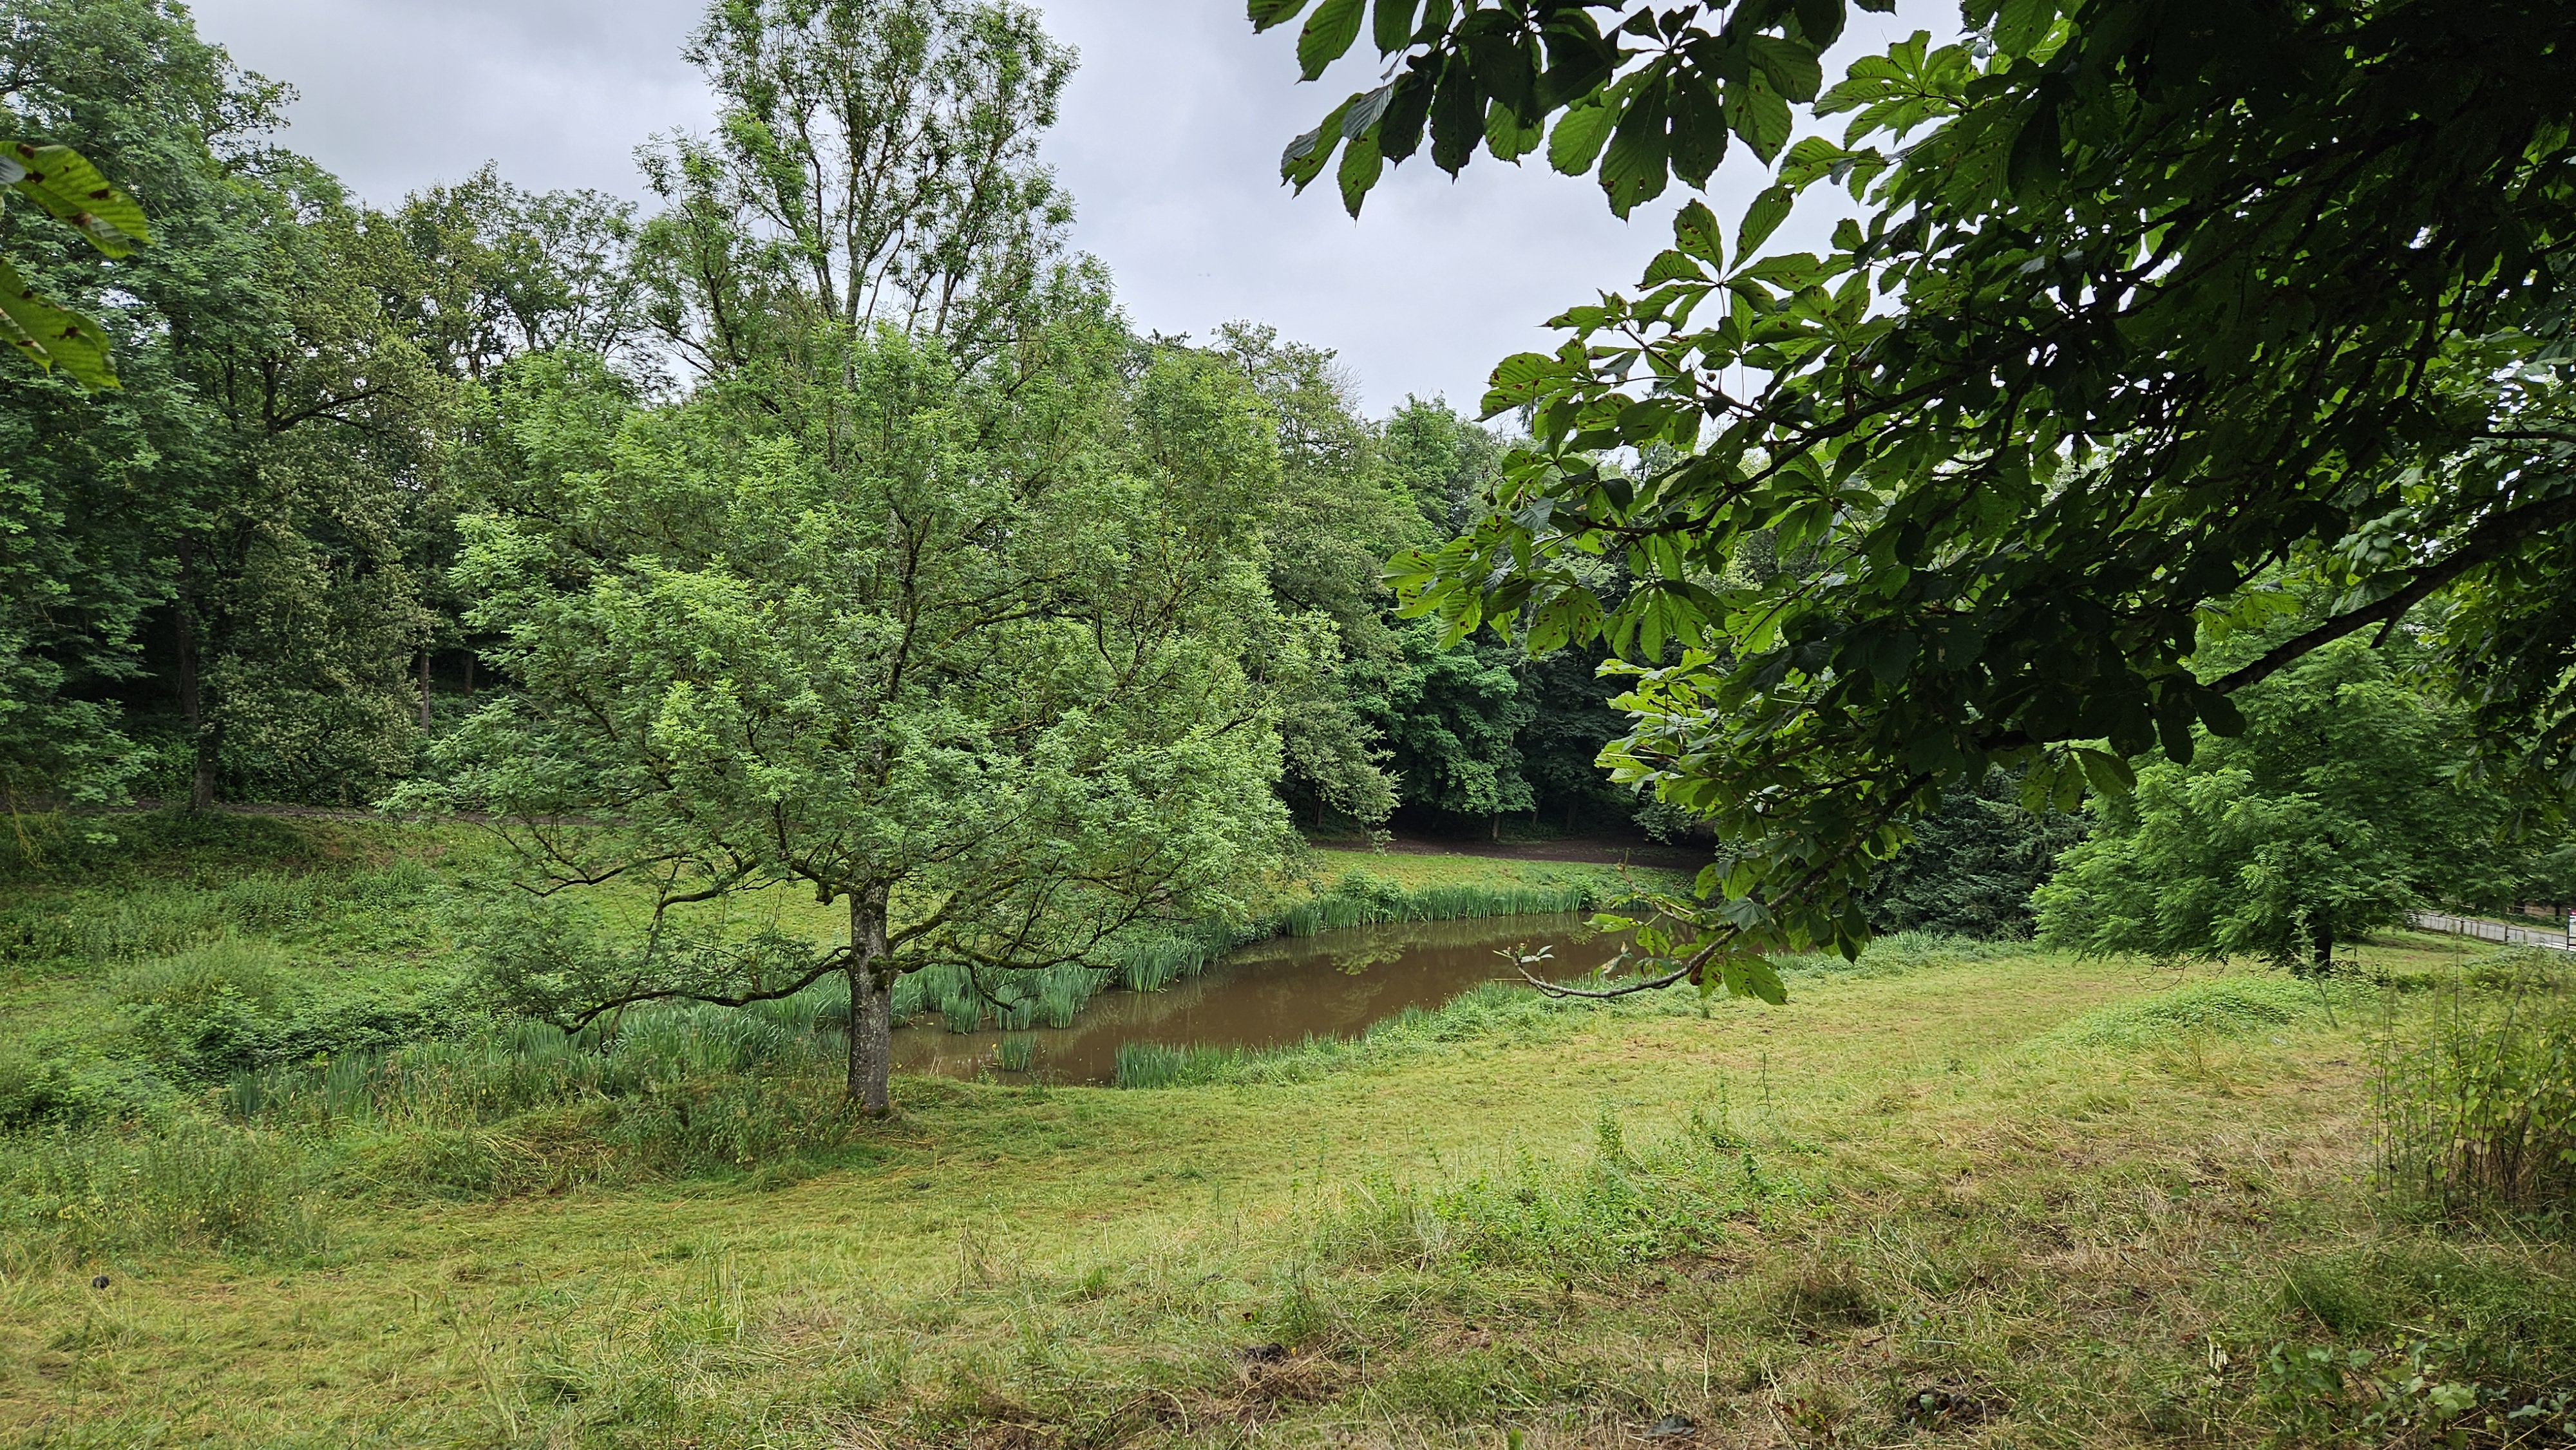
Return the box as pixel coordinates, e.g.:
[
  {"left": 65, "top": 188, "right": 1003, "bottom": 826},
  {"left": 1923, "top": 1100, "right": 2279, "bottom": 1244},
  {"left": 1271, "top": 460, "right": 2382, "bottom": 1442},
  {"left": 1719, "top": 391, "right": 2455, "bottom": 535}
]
[
  {"left": 2378, "top": 963, "right": 2576, "bottom": 1216},
  {"left": 0, "top": 1122, "right": 330, "bottom": 1267}
]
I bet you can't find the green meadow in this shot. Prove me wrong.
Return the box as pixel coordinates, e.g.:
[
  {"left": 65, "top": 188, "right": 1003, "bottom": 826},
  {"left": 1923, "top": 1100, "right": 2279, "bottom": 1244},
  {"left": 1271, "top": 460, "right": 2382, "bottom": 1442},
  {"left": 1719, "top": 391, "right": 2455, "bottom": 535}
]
[{"left": 3, "top": 816, "right": 2570, "bottom": 1448}]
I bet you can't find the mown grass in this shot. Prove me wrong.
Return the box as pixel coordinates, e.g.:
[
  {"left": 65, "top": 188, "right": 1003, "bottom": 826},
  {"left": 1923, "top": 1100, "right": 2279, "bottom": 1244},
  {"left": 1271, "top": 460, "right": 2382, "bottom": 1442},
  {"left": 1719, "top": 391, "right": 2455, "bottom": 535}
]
[
  {"left": 4, "top": 816, "right": 2571, "bottom": 1447},
  {"left": 7, "top": 928, "right": 2571, "bottom": 1446}
]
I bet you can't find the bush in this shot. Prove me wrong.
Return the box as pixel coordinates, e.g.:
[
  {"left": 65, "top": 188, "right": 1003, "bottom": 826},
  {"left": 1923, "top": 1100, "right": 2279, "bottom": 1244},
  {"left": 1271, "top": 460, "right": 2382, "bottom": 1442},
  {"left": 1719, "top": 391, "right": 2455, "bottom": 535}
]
[
  {"left": 116, "top": 938, "right": 440, "bottom": 1082},
  {"left": 0, "top": 1046, "right": 85, "bottom": 1129},
  {"left": 2379, "top": 964, "right": 2576, "bottom": 1216}
]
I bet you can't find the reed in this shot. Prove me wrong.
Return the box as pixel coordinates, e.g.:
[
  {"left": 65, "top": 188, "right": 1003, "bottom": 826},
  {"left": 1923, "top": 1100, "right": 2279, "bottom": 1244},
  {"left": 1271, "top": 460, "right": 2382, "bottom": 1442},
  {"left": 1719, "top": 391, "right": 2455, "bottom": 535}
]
[{"left": 1112, "top": 1040, "right": 1251, "bottom": 1089}]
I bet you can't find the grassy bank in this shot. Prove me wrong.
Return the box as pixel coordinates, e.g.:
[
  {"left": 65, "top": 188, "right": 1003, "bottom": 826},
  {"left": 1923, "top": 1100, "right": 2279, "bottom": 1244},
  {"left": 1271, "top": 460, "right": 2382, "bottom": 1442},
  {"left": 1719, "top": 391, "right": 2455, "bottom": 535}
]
[
  {"left": 5, "top": 816, "right": 2572, "bottom": 1446},
  {"left": 5, "top": 916, "right": 2572, "bottom": 1444},
  {"left": 0, "top": 813, "right": 1673, "bottom": 1130}
]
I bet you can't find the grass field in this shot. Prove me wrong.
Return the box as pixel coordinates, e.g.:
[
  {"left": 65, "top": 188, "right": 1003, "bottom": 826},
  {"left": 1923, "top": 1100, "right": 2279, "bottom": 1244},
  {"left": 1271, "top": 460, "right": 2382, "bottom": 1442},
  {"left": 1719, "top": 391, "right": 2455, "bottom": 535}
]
[{"left": 1, "top": 816, "right": 2570, "bottom": 1447}]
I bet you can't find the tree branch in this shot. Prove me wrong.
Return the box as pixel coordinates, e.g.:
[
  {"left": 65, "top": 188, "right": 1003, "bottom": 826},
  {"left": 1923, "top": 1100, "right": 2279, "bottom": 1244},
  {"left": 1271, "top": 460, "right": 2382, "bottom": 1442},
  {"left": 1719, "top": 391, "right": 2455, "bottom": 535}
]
[{"left": 2206, "top": 489, "right": 2576, "bottom": 697}]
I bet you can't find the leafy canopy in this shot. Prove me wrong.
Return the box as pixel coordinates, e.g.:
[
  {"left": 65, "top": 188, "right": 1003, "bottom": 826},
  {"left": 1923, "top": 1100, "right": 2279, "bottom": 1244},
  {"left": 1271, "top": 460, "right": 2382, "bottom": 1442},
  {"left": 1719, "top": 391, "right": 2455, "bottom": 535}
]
[
  {"left": 413, "top": 326, "right": 1306, "bottom": 1105},
  {"left": 1256, "top": 0, "right": 2576, "bottom": 980},
  {"left": 2034, "top": 638, "right": 2521, "bottom": 970}
]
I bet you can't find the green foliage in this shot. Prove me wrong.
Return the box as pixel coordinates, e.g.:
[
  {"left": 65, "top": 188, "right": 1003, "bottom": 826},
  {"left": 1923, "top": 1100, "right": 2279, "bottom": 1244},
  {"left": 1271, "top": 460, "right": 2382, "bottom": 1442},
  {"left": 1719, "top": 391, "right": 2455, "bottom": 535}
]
[
  {"left": 1862, "top": 767, "right": 2082, "bottom": 939},
  {"left": 0, "top": 133, "right": 152, "bottom": 389},
  {"left": 2379, "top": 959, "right": 2576, "bottom": 1218},
  {"left": 1256, "top": 0, "right": 2576, "bottom": 974},
  {"left": 2253, "top": 1241, "right": 2576, "bottom": 1447},
  {"left": 1349, "top": 616, "right": 1535, "bottom": 822},
  {"left": 1214, "top": 325, "right": 1426, "bottom": 829},
  {"left": 638, "top": 0, "right": 1075, "bottom": 376},
  {"left": 2035, "top": 641, "right": 2517, "bottom": 970},
  {"left": 0, "top": 0, "right": 460, "bottom": 808},
  {"left": 420, "top": 327, "right": 1303, "bottom": 1104},
  {"left": 1255, "top": 0, "right": 1842, "bottom": 217}
]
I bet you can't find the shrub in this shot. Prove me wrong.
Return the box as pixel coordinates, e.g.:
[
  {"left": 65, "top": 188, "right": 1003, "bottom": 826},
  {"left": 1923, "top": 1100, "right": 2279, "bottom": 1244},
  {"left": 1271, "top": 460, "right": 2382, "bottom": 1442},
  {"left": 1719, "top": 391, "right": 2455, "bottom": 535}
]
[
  {"left": 117, "top": 939, "right": 440, "bottom": 1082},
  {"left": 0, "top": 1046, "right": 84, "bottom": 1129}
]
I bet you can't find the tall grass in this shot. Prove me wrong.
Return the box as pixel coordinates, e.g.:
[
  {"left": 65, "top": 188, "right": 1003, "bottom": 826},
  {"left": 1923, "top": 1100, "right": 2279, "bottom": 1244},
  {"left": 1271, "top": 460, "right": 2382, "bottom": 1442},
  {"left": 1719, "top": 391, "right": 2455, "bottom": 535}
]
[
  {"left": 223, "top": 1004, "right": 835, "bottom": 1132},
  {"left": 0, "top": 854, "right": 441, "bottom": 977},
  {"left": 1, "top": 1122, "right": 331, "bottom": 1268},
  {"left": 2378, "top": 952, "right": 2576, "bottom": 1217}
]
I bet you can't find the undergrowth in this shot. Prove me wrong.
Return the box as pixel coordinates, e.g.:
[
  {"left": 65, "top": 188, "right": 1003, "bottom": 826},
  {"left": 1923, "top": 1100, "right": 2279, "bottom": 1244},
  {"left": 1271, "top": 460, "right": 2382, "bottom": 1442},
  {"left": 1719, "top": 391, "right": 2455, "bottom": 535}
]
[{"left": 2378, "top": 950, "right": 2576, "bottom": 1220}]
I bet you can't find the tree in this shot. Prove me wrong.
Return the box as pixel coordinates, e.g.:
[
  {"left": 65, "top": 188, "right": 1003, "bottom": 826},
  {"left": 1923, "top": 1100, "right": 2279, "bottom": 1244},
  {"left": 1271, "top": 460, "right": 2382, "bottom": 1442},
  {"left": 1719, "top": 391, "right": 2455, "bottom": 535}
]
[
  {"left": 1253, "top": 0, "right": 2576, "bottom": 986},
  {"left": 1350, "top": 616, "right": 1535, "bottom": 835},
  {"left": 636, "top": 0, "right": 1074, "bottom": 382},
  {"left": 1863, "top": 769, "right": 2082, "bottom": 939},
  {"left": 158, "top": 162, "right": 451, "bottom": 807},
  {"left": 2034, "top": 638, "right": 2518, "bottom": 971},
  {"left": 410, "top": 0, "right": 1315, "bottom": 1113},
  {"left": 387, "top": 164, "right": 648, "bottom": 384},
  {"left": 1215, "top": 323, "right": 1421, "bottom": 831},
  {"left": 0, "top": 0, "right": 452, "bottom": 811},
  {"left": 417, "top": 328, "right": 1303, "bottom": 1112},
  {"left": 1378, "top": 395, "right": 1501, "bottom": 537}
]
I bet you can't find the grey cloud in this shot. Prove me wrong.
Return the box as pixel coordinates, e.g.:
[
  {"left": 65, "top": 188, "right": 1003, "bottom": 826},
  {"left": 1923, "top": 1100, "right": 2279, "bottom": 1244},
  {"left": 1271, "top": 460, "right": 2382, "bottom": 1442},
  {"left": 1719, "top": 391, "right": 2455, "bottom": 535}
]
[{"left": 187, "top": 0, "right": 1951, "bottom": 413}]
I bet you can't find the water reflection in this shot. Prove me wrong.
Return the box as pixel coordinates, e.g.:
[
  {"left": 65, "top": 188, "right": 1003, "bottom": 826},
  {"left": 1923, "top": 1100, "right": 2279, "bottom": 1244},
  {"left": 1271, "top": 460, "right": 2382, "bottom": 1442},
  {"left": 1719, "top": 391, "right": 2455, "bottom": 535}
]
[{"left": 891, "top": 913, "right": 1624, "bottom": 1085}]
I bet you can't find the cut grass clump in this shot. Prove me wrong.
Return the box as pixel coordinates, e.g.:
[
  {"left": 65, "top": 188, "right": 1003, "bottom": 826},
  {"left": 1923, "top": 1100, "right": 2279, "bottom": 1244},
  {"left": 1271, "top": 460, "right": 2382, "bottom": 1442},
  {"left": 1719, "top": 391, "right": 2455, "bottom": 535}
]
[
  {"left": 1317, "top": 1108, "right": 1817, "bottom": 1276},
  {"left": 2042, "top": 975, "right": 2320, "bottom": 1050}
]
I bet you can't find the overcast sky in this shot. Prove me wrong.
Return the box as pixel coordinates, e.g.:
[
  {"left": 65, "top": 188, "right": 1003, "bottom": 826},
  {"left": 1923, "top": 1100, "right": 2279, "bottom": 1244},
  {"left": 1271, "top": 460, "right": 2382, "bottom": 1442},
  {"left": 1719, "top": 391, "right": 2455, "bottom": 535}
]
[{"left": 182, "top": 0, "right": 1947, "bottom": 414}]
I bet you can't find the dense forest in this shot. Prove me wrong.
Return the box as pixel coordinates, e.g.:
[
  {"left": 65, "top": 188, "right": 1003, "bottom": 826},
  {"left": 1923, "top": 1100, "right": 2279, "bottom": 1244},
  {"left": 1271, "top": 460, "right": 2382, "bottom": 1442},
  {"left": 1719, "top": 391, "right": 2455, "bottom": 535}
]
[{"left": 0, "top": 0, "right": 1653, "bottom": 848}]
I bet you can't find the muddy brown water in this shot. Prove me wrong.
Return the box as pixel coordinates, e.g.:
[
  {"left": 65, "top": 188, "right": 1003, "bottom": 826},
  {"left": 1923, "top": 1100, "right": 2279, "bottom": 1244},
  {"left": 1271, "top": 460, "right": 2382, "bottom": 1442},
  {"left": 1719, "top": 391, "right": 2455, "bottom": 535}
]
[{"left": 890, "top": 914, "right": 1628, "bottom": 1085}]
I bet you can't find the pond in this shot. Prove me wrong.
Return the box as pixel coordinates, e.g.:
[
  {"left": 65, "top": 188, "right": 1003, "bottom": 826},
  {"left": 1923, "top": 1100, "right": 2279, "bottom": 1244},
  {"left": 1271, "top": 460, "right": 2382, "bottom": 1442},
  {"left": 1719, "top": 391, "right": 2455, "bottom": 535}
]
[{"left": 890, "top": 913, "right": 1628, "bottom": 1084}]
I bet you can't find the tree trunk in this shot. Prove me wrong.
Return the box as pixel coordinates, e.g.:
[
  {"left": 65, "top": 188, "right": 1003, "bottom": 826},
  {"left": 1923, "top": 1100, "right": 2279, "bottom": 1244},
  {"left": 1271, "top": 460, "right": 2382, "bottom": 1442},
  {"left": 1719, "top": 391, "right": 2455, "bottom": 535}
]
[
  {"left": 463, "top": 650, "right": 474, "bottom": 699},
  {"left": 419, "top": 650, "right": 433, "bottom": 729},
  {"left": 174, "top": 557, "right": 214, "bottom": 811},
  {"left": 846, "top": 886, "right": 894, "bottom": 1114},
  {"left": 2311, "top": 917, "right": 2334, "bottom": 976},
  {"left": 1490, "top": 811, "right": 1501, "bottom": 843}
]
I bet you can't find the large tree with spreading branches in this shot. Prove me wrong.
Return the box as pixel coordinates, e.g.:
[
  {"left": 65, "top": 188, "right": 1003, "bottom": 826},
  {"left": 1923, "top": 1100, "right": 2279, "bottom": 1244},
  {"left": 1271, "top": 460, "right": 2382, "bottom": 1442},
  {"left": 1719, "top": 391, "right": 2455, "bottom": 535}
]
[{"left": 1251, "top": 0, "right": 2576, "bottom": 994}]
